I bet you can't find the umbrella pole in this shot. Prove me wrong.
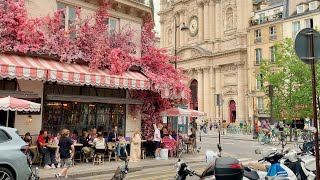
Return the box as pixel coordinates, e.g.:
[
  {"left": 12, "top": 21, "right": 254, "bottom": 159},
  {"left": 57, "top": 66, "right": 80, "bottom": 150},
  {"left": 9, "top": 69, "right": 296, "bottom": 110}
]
[{"left": 6, "top": 111, "right": 9, "bottom": 127}]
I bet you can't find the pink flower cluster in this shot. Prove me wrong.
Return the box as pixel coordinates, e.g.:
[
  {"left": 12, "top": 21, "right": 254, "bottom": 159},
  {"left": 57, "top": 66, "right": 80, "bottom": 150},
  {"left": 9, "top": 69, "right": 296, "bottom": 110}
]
[{"left": 0, "top": 0, "right": 191, "bottom": 136}]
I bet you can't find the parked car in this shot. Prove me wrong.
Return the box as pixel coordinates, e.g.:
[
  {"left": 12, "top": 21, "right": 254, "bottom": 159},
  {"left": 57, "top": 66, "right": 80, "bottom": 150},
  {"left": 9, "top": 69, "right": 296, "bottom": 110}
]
[{"left": 0, "top": 126, "right": 34, "bottom": 180}]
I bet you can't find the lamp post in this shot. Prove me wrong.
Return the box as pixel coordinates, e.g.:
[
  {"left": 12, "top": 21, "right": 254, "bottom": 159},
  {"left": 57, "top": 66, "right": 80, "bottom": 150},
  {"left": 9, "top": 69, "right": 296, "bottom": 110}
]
[
  {"left": 173, "top": 17, "right": 189, "bottom": 69},
  {"left": 247, "top": 90, "right": 257, "bottom": 139}
]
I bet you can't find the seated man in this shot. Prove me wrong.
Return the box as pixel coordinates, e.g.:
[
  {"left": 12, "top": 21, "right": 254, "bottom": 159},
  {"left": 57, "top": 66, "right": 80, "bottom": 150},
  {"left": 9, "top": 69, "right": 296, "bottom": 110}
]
[
  {"left": 37, "top": 130, "right": 56, "bottom": 169},
  {"left": 108, "top": 126, "right": 118, "bottom": 142},
  {"left": 116, "top": 133, "right": 127, "bottom": 160}
]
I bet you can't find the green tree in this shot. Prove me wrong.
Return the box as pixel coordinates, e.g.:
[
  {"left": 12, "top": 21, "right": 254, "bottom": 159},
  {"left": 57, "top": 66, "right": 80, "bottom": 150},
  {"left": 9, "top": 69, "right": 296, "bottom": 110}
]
[{"left": 260, "top": 38, "right": 320, "bottom": 124}]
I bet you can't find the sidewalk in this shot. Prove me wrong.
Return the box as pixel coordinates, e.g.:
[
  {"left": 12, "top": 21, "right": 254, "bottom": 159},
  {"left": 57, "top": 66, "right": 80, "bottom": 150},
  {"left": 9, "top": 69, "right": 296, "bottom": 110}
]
[{"left": 38, "top": 154, "right": 205, "bottom": 180}]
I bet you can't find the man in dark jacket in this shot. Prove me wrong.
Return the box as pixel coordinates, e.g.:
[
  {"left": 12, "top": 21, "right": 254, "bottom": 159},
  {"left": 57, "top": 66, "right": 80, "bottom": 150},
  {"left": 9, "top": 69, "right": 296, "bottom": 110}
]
[{"left": 108, "top": 126, "right": 118, "bottom": 142}]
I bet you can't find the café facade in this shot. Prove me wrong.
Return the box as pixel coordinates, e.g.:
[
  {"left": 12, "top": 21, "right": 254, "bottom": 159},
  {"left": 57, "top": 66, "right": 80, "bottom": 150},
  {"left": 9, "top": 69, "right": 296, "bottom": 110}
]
[{"left": 0, "top": 52, "right": 175, "bottom": 137}]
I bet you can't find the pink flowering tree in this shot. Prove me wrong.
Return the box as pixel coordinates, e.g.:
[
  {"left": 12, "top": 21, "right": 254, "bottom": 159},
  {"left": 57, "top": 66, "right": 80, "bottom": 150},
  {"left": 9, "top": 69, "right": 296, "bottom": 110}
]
[{"left": 0, "top": 0, "right": 190, "bottom": 137}]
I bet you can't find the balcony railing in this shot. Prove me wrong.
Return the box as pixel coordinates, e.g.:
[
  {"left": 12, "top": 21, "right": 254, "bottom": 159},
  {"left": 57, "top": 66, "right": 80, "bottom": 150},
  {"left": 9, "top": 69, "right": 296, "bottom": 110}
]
[
  {"left": 254, "top": 37, "right": 262, "bottom": 43},
  {"left": 130, "top": 0, "right": 150, "bottom": 7},
  {"left": 249, "top": 12, "right": 283, "bottom": 26},
  {"left": 269, "top": 34, "right": 277, "bottom": 40}
]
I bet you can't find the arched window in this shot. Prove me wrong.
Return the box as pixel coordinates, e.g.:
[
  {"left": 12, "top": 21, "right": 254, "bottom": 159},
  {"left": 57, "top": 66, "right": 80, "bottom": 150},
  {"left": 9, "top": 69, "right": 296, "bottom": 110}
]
[{"left": 226, "top": 7, "right": 233, "bottom": 30}]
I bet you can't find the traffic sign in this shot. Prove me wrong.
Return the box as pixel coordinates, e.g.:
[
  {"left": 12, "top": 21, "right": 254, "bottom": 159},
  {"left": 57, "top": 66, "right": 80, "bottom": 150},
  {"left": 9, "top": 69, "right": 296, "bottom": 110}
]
[{"left": 294, "top": 28, "right": 320, "bottom": 64}]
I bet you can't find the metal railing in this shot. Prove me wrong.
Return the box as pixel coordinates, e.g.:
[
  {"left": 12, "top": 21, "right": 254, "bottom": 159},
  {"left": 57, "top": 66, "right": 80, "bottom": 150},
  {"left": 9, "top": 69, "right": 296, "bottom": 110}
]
[{"left": 130, "top": 0, "right": 150, "bottom": 7}]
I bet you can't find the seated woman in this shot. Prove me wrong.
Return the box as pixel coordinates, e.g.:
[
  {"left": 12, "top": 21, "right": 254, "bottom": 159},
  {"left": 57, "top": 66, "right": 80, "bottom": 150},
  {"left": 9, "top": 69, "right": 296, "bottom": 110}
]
[
  {"left": 23, "top": 132, "right": 33, "bottom": 146},
  {"left": 93, "top": 132, "right": 106, "bottom": 154},
  {"left": 79, "top": 131, "right": 94, "bottom": 162},
  {"left": 117, "top": 133, "right": 127, "bottom": 160},
  {"left": 161, "top": 128, "right": 169, "bottom": 138},
  {"left": 71, "top": 131, "right": 79, "bottom": 142}
]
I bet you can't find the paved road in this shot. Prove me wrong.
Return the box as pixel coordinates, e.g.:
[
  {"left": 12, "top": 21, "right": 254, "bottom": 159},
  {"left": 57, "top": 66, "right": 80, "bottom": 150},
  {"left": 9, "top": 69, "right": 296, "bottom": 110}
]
[{"left": 76, "top": 133, "right": 287, "bottom": 180}]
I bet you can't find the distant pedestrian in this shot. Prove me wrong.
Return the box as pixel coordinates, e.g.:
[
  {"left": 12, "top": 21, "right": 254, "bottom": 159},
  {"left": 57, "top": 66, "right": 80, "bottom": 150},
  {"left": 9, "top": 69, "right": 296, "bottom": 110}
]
[
  {"left": 209, "top": 120, "right": 213, "bottom": 131},
  {"left": 222, "top": 120, "right": 228, "bottom": 136},
  {"left": 153, "top": 123, "right": 163, "bottom": 160},
  {"left": 213, "top": 120, "right": 218, "bottom": 132},
  {"left": 55, "top": 129, "right": 75, "bottom": 178}
]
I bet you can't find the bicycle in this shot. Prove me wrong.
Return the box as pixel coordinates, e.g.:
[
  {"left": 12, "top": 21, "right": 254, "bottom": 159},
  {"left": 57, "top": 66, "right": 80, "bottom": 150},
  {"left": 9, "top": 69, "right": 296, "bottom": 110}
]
[{"left": 257, "top": 129, "right": 281, "bottom": 146}]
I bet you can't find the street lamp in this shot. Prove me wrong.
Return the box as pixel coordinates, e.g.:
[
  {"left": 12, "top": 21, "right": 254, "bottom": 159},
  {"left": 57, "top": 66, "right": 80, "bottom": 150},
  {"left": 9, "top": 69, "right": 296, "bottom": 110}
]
[
  {"left": 173, "top": 17, "right": 189, "bottom": 69},
  {"left": 247, "top": 90, "right": 257, "bottom": 139}
]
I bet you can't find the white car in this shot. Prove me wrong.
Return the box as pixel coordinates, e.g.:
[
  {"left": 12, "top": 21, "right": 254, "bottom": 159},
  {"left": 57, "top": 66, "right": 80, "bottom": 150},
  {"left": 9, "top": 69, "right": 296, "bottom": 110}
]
[{"left": 0, "top": 126, "right": 36, "bottom": 180}]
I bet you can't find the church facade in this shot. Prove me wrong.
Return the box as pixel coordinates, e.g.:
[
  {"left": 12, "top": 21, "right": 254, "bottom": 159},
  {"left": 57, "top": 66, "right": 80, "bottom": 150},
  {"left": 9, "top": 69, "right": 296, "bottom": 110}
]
[{"left": 159, "top": 0, "right": 253, "bottom": 123}]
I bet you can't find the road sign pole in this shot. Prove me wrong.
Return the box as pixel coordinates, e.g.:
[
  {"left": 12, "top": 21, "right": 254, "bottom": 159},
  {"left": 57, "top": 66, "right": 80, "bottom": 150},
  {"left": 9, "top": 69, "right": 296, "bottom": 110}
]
[{"left": 309, "top": 30, "right": 320, "bottom": 180}]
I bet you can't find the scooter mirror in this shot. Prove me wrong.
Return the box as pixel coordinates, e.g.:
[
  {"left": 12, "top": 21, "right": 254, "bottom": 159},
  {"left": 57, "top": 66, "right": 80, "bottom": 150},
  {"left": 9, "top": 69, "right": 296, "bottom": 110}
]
[
  {"left": 217, "top": 144, "right": 222, "bottom": 152},
  {"left": 255, "top": 149, "right": 261, "bottom": 154}
]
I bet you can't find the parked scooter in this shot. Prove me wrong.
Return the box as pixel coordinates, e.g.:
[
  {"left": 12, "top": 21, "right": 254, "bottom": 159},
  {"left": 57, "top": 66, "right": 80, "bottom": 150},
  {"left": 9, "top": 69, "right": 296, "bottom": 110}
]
[
  {"left": 282, "top": 145, "right": 316, "bottom": 180},
  {"left": 244, "top": 148, "right": 298, "bottom": 180},
  {"left": 174, "top": 144, "right": 244, "bottom": 180}
]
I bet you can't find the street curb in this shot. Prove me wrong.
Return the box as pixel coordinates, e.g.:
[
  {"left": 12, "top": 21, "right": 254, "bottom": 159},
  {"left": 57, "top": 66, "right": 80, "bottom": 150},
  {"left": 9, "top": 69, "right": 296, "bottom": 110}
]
[
  {"left": 40, "top": 159, "right": 203, "bottom": 180},
  {"left": 204, "top": 135, "right": 303, "bottom": 144}
]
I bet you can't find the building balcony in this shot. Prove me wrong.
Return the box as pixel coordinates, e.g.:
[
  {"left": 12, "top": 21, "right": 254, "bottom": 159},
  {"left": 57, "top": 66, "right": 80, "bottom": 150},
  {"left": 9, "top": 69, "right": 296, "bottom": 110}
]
[
  {"left": 130, "top": 0, "right": 150, "bottom": 7},
  {"left": 269, "top": 34, "right": 277, "bottom": 40},
  {"left": 254, "top": 38, "right": 262, "bottom": 43},
  {"left": 249, "top": 12, "right": 283, "bottom": 26}
]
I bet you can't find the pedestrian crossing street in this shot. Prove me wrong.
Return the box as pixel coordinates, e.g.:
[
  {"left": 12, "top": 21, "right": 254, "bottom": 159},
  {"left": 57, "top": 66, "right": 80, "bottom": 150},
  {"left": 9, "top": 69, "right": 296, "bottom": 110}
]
[{"left": 76, "top": 158, "right": 256, "bottom": 180}]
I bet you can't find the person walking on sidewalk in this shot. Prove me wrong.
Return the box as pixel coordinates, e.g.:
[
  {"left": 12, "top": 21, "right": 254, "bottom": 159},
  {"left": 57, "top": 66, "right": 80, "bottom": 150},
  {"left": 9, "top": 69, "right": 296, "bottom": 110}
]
[
  {"left": 222, "top": 120, "right": 228, "bottom": 136},
  {"left": 55, "top": 129, "right": 75, "bottom": 178},
  {"left": 209, "top": 120, "right": 213, "bottom": 131}
]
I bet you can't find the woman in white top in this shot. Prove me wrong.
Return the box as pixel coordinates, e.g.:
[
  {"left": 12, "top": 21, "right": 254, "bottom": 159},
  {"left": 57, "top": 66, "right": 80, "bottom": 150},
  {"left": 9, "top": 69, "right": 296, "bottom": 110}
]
[
  {"left": 93, "top": 132, "right": 106, "bottom": 154},
  {"left": 153, "top": 123, "right": 163, "bottom": 160}
]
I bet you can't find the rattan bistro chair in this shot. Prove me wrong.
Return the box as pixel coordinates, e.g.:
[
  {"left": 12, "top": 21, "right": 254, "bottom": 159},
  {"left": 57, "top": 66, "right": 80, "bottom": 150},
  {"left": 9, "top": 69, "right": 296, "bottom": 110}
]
[{"left": 107, "top": 142, "right": 118, "bottom": 161}]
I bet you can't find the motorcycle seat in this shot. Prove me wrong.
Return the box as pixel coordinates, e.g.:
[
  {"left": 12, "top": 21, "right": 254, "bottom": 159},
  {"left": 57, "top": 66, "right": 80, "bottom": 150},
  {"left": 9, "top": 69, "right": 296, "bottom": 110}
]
[
  {"left": 243, "top": 169, "right": 260, "bottom": 180},
  {"left": 248, "top": 162, "right": 268, "bottom": 172}
]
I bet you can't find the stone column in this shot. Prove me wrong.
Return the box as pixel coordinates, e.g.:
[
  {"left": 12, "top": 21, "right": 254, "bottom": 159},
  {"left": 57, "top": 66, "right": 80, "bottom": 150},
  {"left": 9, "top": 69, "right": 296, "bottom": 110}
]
[
  {"left": 203, "top": 1, "right": 210, "bottom": 40},
  {"left": 197, "top": 68, "right": 204, "bottom": 112},
  {"left": 215, "top": 1, "right": 221, "bottom": 39},
  {"left": 209, "top": 0, "right": 215, "bottom": 40},
  {"left": 198, "top": 2, "right": 204, "bottom": 41},
  {"left": 175, "top": 12, "right": 180, "bottom": 48},
  {"left": 179, "top": 10, "right": 185, "bottom": 47},
  {"left": 210, "top": 67, "right": 215, "bottom": 120},
  {"left": 215, "top": 66, "right": 221, "bottom": 119},
  {"left": 236, "top": 62, "right": 246, "bottom": 121},
  {"left": 160, "top": 20, "right": 165, "bottom": 48},
  {"left": 203, "top": 67, "right": 210, "bottom": 116}
]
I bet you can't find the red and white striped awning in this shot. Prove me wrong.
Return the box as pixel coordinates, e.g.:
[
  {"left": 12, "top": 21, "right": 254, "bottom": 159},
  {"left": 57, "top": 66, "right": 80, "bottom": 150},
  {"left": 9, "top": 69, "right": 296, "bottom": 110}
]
[
  {"left": 159, "top": 88, "right": 187, "bottom": 100},
  {"left": 0, "top": 54, "right": 150, "bottom": 90}
]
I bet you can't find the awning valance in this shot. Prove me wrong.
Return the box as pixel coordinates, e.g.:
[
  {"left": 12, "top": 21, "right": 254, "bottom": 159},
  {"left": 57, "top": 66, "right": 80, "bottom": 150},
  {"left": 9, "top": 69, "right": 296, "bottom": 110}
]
[{"left": 0, "top": 53, "right": 150, "bottom": 90}]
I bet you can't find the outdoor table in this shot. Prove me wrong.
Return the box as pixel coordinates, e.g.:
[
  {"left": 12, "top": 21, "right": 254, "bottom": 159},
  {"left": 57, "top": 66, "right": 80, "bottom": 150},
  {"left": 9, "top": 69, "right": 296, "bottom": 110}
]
[
  {"left": 74, "top": 143, "right": 83, "bottom": 147},
  {"left": 28, "top": 146, "right": 38, "bottom": 163},
  {"left": 47, "top": 144, "right": 58, "bottom": 149}
]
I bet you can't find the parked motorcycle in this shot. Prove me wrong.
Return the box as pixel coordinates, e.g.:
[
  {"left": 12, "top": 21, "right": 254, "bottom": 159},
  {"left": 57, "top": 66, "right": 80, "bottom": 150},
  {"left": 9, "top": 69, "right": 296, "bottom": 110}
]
[
  {"left": 244, "top": 148, "right": 298, "bottom": 180},
  {"left": 174, "top": 144, "right": 244, "bottom": 180}
]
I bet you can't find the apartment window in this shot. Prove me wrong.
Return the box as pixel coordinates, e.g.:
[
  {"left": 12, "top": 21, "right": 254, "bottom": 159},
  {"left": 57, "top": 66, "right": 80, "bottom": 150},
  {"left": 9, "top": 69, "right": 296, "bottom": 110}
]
[
  {"left": 270, "top": 46, "right": 275, "bottom": 63},
  {"left": 297, "top": 5, "right": 304, "bottom": 14},
  {"left": 269, "top": 26, "right": 277, "bottom": 40},
  {"left": 309, "top": 1, "right": 317, "bottom": 11},
  {"left": 255, "top": 29, "right": 261, "bottom": 43},
  {"left": 57, "top": 3, "right": 77, "bottom": 30},
  {"left": 259, "top": 13, "right": 265, "bottom": 24},
  {"left": 255, "top": 48, "right": 262, "bottom": 65},
  {"left": 292, "top": 21, "right": 300, "bottom": 37},
  {"left": 257, "top": 97, "right": 264, "bottom": 109},
  {"left": 305, "top": 18, "right": 313, "bottom": 28},
  {"left": 256, "top": 74, "right": 263, "bottom": 90}
]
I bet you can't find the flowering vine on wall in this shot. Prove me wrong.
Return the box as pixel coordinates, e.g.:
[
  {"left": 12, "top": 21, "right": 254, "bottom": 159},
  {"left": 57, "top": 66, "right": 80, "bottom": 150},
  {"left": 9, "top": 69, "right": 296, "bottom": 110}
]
[{"left": 0, "top": 0, "right": 190, "bottom": 137}]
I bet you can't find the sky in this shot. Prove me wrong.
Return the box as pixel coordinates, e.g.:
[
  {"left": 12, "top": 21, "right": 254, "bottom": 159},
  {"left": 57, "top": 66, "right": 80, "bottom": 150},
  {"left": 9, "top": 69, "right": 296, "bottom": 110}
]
[{"left": 153, "top": 0, "right": 161, "bottom": 37}]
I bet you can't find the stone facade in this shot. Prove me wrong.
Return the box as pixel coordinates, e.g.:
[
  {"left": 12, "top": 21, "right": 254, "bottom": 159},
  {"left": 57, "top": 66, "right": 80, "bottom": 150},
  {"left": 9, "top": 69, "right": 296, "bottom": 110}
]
[
  {"left": 11, "top": 0, "right": 152, "bottom": 136},
  {"left": 159, "top": 0, "right": 252, "bottom": 123}
]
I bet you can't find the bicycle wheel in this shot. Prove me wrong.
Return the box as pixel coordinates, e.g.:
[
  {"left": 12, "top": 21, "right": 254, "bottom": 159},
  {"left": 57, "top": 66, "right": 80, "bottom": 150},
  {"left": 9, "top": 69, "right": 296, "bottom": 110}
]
[
  {"left": 272, "top": 135, "right": 281, "bottom": 146},
  {"left": 258, "top": 133, "right": 266, "bottom": 145}
]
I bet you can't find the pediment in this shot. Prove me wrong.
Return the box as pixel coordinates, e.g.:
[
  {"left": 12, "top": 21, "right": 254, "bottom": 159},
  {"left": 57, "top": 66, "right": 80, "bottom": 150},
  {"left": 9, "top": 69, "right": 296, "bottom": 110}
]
[{"left": 176, "top": 46, "right": 212, "bottom": 59}]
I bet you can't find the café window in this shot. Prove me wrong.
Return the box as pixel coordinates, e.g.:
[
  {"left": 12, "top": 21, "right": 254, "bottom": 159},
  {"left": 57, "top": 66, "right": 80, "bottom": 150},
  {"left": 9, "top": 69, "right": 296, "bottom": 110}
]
[{"left": 0, "top": 78, "right": 16, "bottom": 90}]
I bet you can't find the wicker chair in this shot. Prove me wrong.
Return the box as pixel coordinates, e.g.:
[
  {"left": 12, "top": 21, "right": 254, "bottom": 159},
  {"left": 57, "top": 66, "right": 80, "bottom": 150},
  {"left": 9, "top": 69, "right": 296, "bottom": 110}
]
[{"left": 107, "top": 142, "right": 118, "bottom": 161}]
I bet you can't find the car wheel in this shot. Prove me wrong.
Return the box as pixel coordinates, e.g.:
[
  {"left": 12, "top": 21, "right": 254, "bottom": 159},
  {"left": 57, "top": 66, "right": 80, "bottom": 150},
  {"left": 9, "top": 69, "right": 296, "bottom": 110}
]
[{"left": 0, "top": 167, "right": 14, "bottom": 180}]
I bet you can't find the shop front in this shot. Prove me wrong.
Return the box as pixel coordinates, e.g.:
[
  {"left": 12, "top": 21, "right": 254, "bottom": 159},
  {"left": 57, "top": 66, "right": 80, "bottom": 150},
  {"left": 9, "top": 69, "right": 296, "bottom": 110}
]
[{"left": 0, "top": 53, "right": 150, "bottom": 136}]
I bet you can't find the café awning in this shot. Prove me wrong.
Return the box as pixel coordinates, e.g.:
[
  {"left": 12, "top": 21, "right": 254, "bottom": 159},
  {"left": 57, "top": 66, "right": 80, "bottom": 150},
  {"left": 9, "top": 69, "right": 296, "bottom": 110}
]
[{"left": 0, "top": 53, "right": 150, "bottom": 90}]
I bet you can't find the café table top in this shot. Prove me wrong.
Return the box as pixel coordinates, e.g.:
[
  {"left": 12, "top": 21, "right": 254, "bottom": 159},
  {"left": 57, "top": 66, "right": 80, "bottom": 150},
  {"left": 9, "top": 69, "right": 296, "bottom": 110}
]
[
  {"left": 74, "top": 143, "right": 83, "bottom": 147},
  {"left": 29, "top": 146, "right": 37, "bottom": 149},
  {"left": 47, "top": 144, "right": 58, "bottom": 149}
]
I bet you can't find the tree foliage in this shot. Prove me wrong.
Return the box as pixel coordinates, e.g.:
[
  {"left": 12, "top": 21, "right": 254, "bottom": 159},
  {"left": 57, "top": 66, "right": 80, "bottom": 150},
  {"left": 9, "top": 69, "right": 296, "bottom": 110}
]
[{"left": 260, "top": 38, "right": 320, "bottom": 122}]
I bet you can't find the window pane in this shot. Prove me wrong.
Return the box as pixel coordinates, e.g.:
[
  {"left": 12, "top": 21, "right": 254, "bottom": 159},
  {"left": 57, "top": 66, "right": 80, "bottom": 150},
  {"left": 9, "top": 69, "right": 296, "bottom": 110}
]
[
  {"left": 68, "top": 6, "right": 76, "bottom": 24},
  {"left": 0, "top": 130, "right": 11, "bottom": 143},
  {"left": 109, "top": 19, "right": 117, "bottom": 30}
]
